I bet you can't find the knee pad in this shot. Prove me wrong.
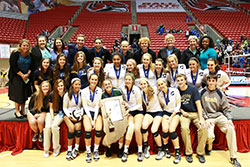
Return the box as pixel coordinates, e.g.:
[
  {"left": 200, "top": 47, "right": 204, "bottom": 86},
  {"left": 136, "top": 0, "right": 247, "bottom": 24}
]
[
  {"left": 152, "top": 131, "right": 159, "bottom": 137},
  {"left": 75, "top": 130, "right": 82, "bottom": 138},
  {"left": 95, "top": 130, "right": 102, "bottom": 138},
  {"left": 67, "top": 132, "right": 74, "bottom": 139},
  {"left": 84, "top": 131, "right": 91, "bottom": 139},
  {"left": 170, "top": 131, "right": 178, "bottom": 140},
  {"left": 161, "top": 132, "right": 169, "bottom": 138},
  {"left": 141, "top": 128, "right": 147, "bottom": 134}
]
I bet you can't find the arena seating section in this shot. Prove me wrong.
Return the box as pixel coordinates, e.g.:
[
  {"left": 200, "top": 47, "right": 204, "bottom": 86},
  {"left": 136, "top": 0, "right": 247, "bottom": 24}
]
[
  {"left": 137, "top": 12, "right": 191, "bottom": 54},
  {"left": 238, "top": 3, "right": 250, "bottom": 13},
  {"left": 24, "top": 6, "right": 79, "bottom": 45},
  {"left": 69, "top": 1, "right": 131, "bottom": 51},
  {"left": 183, "top": 0, "right": 250, "bottom": 43},
  {"left": 0, "top": 17, "right": 26, "bottom": 43}
]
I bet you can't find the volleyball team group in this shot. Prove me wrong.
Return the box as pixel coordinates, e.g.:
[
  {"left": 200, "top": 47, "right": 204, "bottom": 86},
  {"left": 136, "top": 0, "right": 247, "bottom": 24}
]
[{"left": 7, "top": 33, "right": 241, "bottom": 167}]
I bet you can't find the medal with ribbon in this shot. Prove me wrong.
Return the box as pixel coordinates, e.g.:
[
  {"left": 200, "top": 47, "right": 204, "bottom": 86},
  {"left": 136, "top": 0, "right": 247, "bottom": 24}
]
[
  {"left": 127, "top": 86, "right": 133, "bottom": 101},
  {"left": 191, "top": 69, "right": 199, "bottom": 86},
  {"left": 72, "top": 91, "right": 79, "bottom": 105},
  {"left": 143, "top": 92, "right": 149, "bottom": 110},
  {"left": 171, "top": 66, "right": 178, "bottom": 82},
  {"left": 89, "top": 88, "right": 96, "bottom": 106},
  {"left": 143, "top": 65, "right": 150, "bottom": 78},
  {"left": 94, "top": 47, "right": 103, "bottom": 58},
  {"left": 114, "top": 65, "right": 121, "bottom": 85}
]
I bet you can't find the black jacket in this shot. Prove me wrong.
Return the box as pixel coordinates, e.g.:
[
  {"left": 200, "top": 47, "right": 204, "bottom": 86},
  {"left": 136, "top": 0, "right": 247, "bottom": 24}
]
[
  {"left": 134, "top": 48, "right": 156, "bottom": 65},
  {"left": 158, "top": 46, "right": 182, "bottom": 67},
  {"left": 88, "top": 47, "right": 111, "bottom": 66},
  {"left": 182, "top": 47, "right": 200, "bottom": 68}
]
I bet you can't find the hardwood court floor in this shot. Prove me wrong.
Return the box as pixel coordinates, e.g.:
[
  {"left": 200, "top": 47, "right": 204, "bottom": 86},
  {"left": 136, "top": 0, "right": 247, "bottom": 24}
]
[{"left": 0, "top": 150, "right": 250, "bottom": 167}]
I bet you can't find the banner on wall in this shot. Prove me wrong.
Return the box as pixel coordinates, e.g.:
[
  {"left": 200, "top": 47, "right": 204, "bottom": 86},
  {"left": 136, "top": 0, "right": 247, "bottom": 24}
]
[
  {"left": 136, "top": 0, "right": 185, "bottom": 12},
  {"left": 0, "top": 44, "right": 11, "bottom": 58}
]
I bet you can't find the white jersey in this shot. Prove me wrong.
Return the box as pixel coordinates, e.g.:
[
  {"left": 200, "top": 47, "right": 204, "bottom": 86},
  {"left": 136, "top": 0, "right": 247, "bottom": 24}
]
[
  {"left": 121, "top": 85, "right": 143, "bottom": 111},
  {"left": 203, "top": 69, "right": 231, "bottom": 89},
  {"left": 141, "top": 88, "right": 162, "bottom": 113},
  {"left": 158, "top": 88, "right": 181, "bottom": 113},
  {"left": 104, "top": 63, "right": 126, "bottom": 89},
  {"left": 186, "top": 69, "right": 205, "bottom": 90},
  {"left": 63, "top": 91, "right": 83, "bottom": 118},
  {"left": 167, "top": 64, "right": 186, "bottom": 88},
  {"left": 138, "top": 64, "right": 157, "bottom": 87},
  {"left": 81, "top": 86, "right": 102, "bottom": 122}
]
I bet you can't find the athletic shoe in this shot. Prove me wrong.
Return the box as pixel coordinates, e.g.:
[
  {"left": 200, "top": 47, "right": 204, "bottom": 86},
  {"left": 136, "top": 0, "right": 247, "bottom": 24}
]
[
  {"left": 121, "top": 152, "right": 128, "bottom": 162},
  {"left": 186, "top": 154, "right": 193, "bottom": 163},
  {"left": 71, "top": 147, "right": 79, "bottom": 159},
  {"left": 53, "top": 145, "right": 61, "bottom": 157},
  {"left": 38, "top": 133, "right": 43, "bottom": 142},
  {"left": 32, "top": 133, "right": 39, "bottom": 142},
  {"left": 231, "top": 158, "right": 241, "bottom": 167},
  {"left": 137, "top": 152, "right": 143, "bottom": 162},
  {"left": 93, "top": 151, "right": 100, "bottom": 161},
  {"left": 117, "top": 148, "right": 123, "bottom": 158},
  {"left": 106, "top": 147, "right": 112, "bottom": 157},
  {"left": 66, "top": 151, "right": 73, "bottom": 161},
  {"left": 155, "top": 150, "right": 164, "bottom": 160},
  {"left": 164, "top": 148, "right": 171, "bottom": 158},
  {"left": 197, "top": 154, "right": 206, "bottom": 163},
  {"left": 173, "top": 152, "right": 181, "bottom": 164},
  {"left": 144, "top": 146, "right": 150, "bottom": 159},
  {"left": 44, "top": 151, "right": 49, "bottom": 158},
  {"left": 86, "top": 152, "right": 92, "bottom": 163}
]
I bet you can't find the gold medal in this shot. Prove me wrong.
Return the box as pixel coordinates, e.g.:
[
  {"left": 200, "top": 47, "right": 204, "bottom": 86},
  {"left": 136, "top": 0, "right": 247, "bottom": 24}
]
[
  {"left": 146, "top": 106, "right": 149, "bottom": 110},
  {"left": 117, "top": 78, "right": 119, "bottom": 85},
  {"left": 91, "top": 102, "right": 94, "bottom": 106}
]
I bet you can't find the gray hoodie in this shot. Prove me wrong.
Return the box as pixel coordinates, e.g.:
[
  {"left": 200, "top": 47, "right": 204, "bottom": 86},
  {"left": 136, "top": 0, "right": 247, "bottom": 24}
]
[{"left": 200, "top": 87, "right": 232, "bottom": 120}]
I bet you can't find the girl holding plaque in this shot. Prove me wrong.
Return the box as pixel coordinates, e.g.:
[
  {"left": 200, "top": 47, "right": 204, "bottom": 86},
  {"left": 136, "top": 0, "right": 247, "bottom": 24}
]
[
  {"left": 139, "top": 79, "right": 163, "bottom": 160},
  {"left": 185, "top": 57, "right": 205, "bottom": 90},
  {"left": 81, "top": 74, "right": 103, "bottom": 163},
  {"left": 166, "top": 54, "right": 186, "bottom": 88},
  {"left": 101, "top": 79, "right": 124, "bottom": 158},
  {"left": 63, "top": 78, "right": 83, "bottom": 161},
  {"left": 121, "top": 73, "right": 144, "bottom": 162},
  {"left": 104, "top": 52, "right": 126, "bottom": 89},
  {"left": 157, "top": 78, "right": 182, "bottom": 164}
]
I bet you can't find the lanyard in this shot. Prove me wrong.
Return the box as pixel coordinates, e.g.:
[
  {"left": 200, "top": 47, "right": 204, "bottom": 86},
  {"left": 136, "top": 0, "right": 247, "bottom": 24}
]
[
  {"left": 143, "top": 92, "right": 148, "bottom": 106},
  {"left": 72, "top": 91, "right": 79, "bottom": 105},
  {"left": 113, "top": 65, "right": 121, "bottom": 80},
  {"left": 89, "top": 88, "right": 96, "bottom": 103},
  {"left": 94, "top": 48, "right": 103, "bottom": 57},
  {"left": 166, "top": 48, "right": 172, "bottom": 57},
  {"left": 143, "top": 65, "right": 150, "bottom": 78},
  {"left": 191, "top": 69, "right": 199, "bottom": 85},
  {"left": 171, "top": 66, "right": 178, "bottom": 82},
  {"left": 163, "top": 88, "right": 169, "bottom": 106},
  {"left": 155, "top": 69, "right": 163, "bottom": 80},
  {"left": 127, "top": 86, "right": 133, "bottom": 101}
]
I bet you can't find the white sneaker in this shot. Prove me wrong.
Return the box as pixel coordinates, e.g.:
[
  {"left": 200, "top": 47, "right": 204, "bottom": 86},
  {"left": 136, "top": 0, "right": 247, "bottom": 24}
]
[
  {"left": 144, "top": 146, "right": 150, "bottom": 159},
  {"left": 155, "top": 150, "right": 164, "bottom": 160},
  {"left": 44, "top": 151, "right": 49, "bottom": 158},
  {"left": 53, "top": 145, "right": 61, "bottom": 157}
]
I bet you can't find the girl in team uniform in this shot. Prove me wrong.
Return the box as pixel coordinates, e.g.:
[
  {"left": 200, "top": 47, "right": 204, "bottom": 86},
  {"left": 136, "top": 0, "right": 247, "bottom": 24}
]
[
  {"left": 204, "top": 58, "right": 230, "bottom": 91},
  {"left": 104, "top": 52, "right": 126, "bottom": 89},
  {"left": 155, "top": 58, "right": 168, "bottom": 81},
  {"left": 44, "top": 79, "right": 65, "bottom": 158},
  {"left": 139, "top": 78, "right": 163, "bottom": 160},
  {"left": 81, "top": 74, "right": 103, "bottom": 163},
  {"left": 28, "top": 81, "right": 51, "bottom": 143},
  {"left": 166, "top": 54, "right": 186, "bottom": 88},
  {"left": 70, "top": 51, "right": 90, "bottom": 89},
  {"left": 101, "top": 79, "right": 124, "bottom": 158},
  {"left": 157, "top": 78, "right": 182, "bottom": 164},
  {"left": 138, "top": 53, "right": 157, "bottom": 88},
  {"left": 63, "top": 78, "right": 83, "bottom": 161},
  {"left": 126, "top": 58, "right": 140, "bottom": 86},
  {"left": 121, "top": 73, "right": 144, "bottom": 162},
  {"left": 33, "top": 57, "right": 53, "bottom": 91},
  {"left": 53, "top": 54, "right": 70, "bottom": 89},
  {"left": 185, "top": 57, "right": 205, "bottom": 90},
  {"left": 87, "top": 57, "right": 105, "bottom": 87}
]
